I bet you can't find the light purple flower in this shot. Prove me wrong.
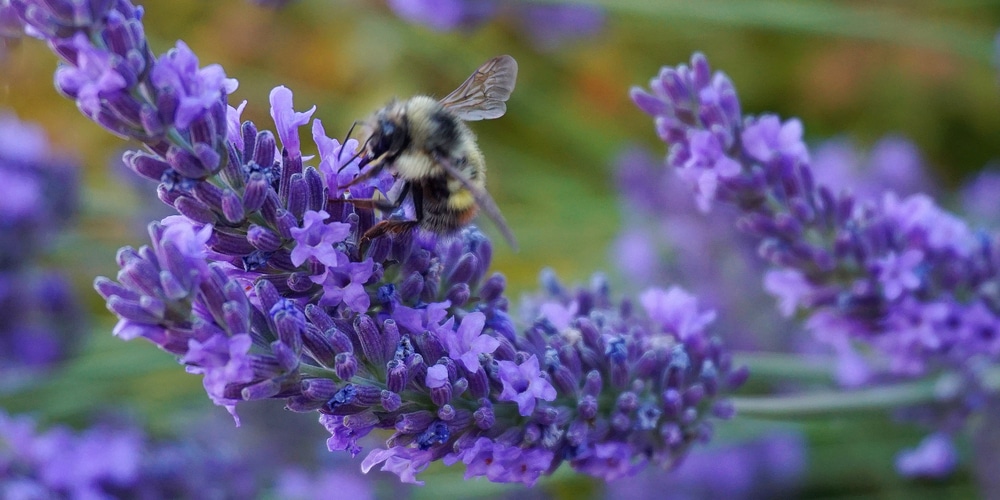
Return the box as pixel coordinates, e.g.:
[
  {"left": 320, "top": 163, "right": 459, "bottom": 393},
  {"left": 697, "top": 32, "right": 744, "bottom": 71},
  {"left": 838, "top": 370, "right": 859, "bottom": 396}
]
[
  {"left": 54, "top": 33, "right": 127, "bottom": 117},
  {"left": 742, "top": 115, "right": 810, "bottom": 166},
  {"left": 442, "top": 311, "right": 498, "bottom": 372},
  {"left": 425, "top": 363, "right": 449, "bottom": 388},
  {"left": 270, "top": 85, "right": 315, "bottom": 158},
  {"left": 182, "top": 333, "right": 254, "bottom": 418},
  {"left": 640, "top": 287, "right": 717, "bottom": 341},
  {"left": 151, "top": 40, "right": 237, "bottom": 130},
  {"left": 896, "top": 433, "right": 957, "bottom": 478},
  {"left": 290, "top": 210, "right": 350, "bottom": 267},
  {"left": 497, "top": 354, "right": 556, "bottom": 416}
]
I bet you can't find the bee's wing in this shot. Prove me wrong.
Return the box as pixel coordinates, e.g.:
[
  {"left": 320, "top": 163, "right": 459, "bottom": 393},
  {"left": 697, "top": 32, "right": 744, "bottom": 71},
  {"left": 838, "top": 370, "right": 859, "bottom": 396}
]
[
  {"left": 437, "top": 159, "right": 518, "bottom": 250},
  {"left": 439, "top": 55, "right": 518, "bottom": 122}
]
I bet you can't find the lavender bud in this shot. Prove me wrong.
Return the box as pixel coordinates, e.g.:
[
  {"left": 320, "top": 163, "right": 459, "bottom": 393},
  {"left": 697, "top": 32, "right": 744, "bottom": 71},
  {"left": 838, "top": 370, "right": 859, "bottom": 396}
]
[
  {"left": 437, "top": 404, "right": 456, "bottom": 421},
  {"left": 220, "top": 188, "right": 245, "bottom": 223},
  {"left": 479, "top": 273, "right": 505, "bottom": 302},
  {"left": 247, "top": 224, "right": 282, "bottom": 252},
  {"left": 396, "top": 411, "right": 435, "bottom": 434},
  {"left": 430, "top": 382, "right": 453, "bottom": 406},
  {"left": 242, "top": 172, "right": 269, "bottom": 213},
  {"left": 302, "top": 377, "right": 338, "bottom": 400},
  {"left": 577, "top": 395, "right": 598, "bottom": 421},
  {"left": 174, "top": 195, "right": 217, "bottom": 224},
  {"left": 583, "top": 370, "right": 602, "bottom": 396},
  {"left": 355, "top": 314, "right": 387, "bottom": 366},
  {"left": 386, "top": 359, "right": 408, "bottom": 393},
  {"left": 473, "top": 405, "right": 495, "bottom": 430},
  {"left": 335, "top": 352, "right": 357, "bottom": 380},
  {"left": 381, "top": 390, "right": 402, "bottom": 412}
]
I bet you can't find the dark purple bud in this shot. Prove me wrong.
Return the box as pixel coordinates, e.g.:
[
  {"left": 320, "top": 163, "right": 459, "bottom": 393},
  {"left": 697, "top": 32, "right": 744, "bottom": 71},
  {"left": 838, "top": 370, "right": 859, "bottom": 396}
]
[
  {"left": 437, "top": 404, "right": 456, "bottom": 421},
  {"left": 210, "top": 228, "right": 255, "bottom": 256},
  {"left": 407, "top": 354, "right": 428, "bottom": 387},
  {"left": 253, "top": 130, "right": 276, "bottom": 169},
  {"left": 304, "top": 166, "right": 325, "bottom": 212},
  {"left": 247, "top": 224, "right": 282, "bottom": 252},
  {"left": 473, "top": 405, "right": 495, "bottom": 430},
  {"left": 466, "top": 365, "right": 489, "bottom": 398},
  {"left": 493, "top": 334, "right": 517, "bottom": 361},
  {"left": 335, "top": 352, "right": 357, "bottom": 380},
  {"left": 174, "top": 195, "right": 217, "bottom": 224},
  {"left": 452, "top": 377, "right": 468, "bottom": 399},
  {"left": 193, "top": 181, "right": 224, "bottom": 212},
  {"left": 661, "top": 423, "right": 683, "bottom": 446},
  {"left": 221, "top": 188, "right": 245, "bottom": 223},
  {"left": 430, "top": 382, "right": 453, "bottom": 406},
  {"left": 616, "top": 391, "right": 639, "bottom": 413},
  {"left": 287, "top": 173, "right": 308, "bottom": 219},
  {"left": 382, "top": 320, "right": 401, "bottom": 361},
  {"left": 683, "top": 384, "right": 705, "bottom": 407},
  {"left": 274, "top": 209, "right": 297, "bottom": 239},
  {"left": 271, "top": 299, "right": 305, "bottom": 351},
  {"left": 302, "top": 377, "right": 338, "bottom": 400},
  {"left": 700, "top": 361, "right": 719, "bottom": 397},
  {"left": 242, "top": 172, "right": 269, "bottom": 213},
  {"left": 577, "top": 317, "right": 602, "bottom": 351},
  {"left": 304, "top": 304, "right": 335, "bottom": 332},
  {"left": 727, "top": 365, "right": 750, "bottom": 389},
  {"left": 712, "top": 400, "right": 736, "bottom": 419},
  {"left": 445, "top": 283, "right": 471, "bottom": 307},
  {"left": 381, "top": 390, "right": 402, "bottom": 412},
  {"left": 343, "top": 411, "right": 380, "bottom": 430},
  {"left": 386, "top": 359, "right": 408, "bottom": 393},
  {"left": 123, "top": 150, "right": 169, "bottom": 181},
  {"left": 550, "top": 365, "right": 578, "bottom": 396},
  {"left": 414, "top": 333, "right": 445, "bottom": 367},
  {"left": 399, "top": 272, "right": 424, "bottom": 303},
  {"left": 302, "top": 325, "right": 337, "bottom": 367},
  {"left": 479, "top": 273, "right": 505, "bottom": 302},
  {"left": 577, "top": 395, "right": 598, "bottom": 420},
  {"left": 271, "top": 340, "right": 299, "bottom": 371},
  {"left": 242, "top": 379, "right": 281, "bottom": 400},
  {"left": 611, "top": 413, "right": 631, "bottom": 433},
  {"left": 535, "top": 407, "right": 560, "bottom": 426},
  {"left": 166, "top": 145, "right": 210, "bottom": 179},
  {"left": 326, "top": 328, "right": 353, "bottom": 354},
  {"left": 661, "top": 389, "right": 682, "bottom": 418},
  {"left": 447, "top": 253, "right": 478, "bottom": 285},
  {"left": 566, "top": 419, "right": 588, "bottom": 446},
  {"left": 583, "top": 370, "right": 602, "bottom": 397},
  {"left": 396, "top": 410, "right": 435, "bottom": 433},
  {"left": 355, "top": 314, "right": 386, "bottom": 365}
]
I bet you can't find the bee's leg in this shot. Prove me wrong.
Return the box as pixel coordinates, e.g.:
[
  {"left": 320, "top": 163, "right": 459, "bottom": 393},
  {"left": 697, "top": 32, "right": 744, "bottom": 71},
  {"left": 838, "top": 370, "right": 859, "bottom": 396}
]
[{"left": 360, "top": 219, "right": 419, "bottom": 248}]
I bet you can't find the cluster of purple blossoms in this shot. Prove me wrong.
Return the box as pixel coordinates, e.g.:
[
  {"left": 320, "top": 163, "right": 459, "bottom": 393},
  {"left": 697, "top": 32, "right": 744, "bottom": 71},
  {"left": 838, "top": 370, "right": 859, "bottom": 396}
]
[
  {"left": 0, "top": 111, "right": 82, "bottom": 380},
  {"left": 612, "top": 134, "right": 941, "bottom": 373},
  {"left": 12, "top": 0, "right": 747, "bottom": 485},
  {"left": 387, "top": 0, "right": 604, "bottom": 50},
  {"left": 0, "top": 409, "right": 375, "bottom": 498},
  {"left": 631, "top": 53, "right": 1000, "bottom": 472},
  {"left": 632, "top": 52, "right": 1000, "bottom": 379}
]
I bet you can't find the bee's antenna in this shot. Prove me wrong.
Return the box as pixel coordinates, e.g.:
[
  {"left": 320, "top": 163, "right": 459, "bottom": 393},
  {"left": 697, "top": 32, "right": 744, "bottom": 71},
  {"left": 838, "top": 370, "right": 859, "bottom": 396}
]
[
  {"left": 337, "top": 120, "right": 360, "bottom": 163},
  {"left": 338, "top": 134, "right": 372, "bottom": 174}
]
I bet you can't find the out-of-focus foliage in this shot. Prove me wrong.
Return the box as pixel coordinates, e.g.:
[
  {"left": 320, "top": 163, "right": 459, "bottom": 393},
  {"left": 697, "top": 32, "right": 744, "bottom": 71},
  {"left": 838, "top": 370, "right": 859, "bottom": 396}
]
[{"left": 2, "top": 0, "right": 1000, "bottom": 498}]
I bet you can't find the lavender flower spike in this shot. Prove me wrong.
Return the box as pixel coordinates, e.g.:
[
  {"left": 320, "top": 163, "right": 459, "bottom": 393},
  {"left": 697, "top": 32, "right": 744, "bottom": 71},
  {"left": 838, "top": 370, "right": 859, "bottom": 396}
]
[
  {"left": 632, "top": 53, "right": 1000, "bottom": 379},
  {"left": 23, "top": 0, "right": 746, "bottom": 485}
]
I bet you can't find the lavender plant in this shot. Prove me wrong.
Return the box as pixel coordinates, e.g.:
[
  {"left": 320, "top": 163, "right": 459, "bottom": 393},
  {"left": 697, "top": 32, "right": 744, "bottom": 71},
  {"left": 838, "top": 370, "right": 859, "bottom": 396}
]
[
  {"left": 0, "top": 111, "right": 82, "bottom": 381},
  {"left": 0, "top": 409, "right": 375, "bottom": 498},
  {"left": 632, "top": 52, "right": 1000, "bottom": 475},
  {"left": 8, "top": 0, "right": 746, "bottom": 486}
]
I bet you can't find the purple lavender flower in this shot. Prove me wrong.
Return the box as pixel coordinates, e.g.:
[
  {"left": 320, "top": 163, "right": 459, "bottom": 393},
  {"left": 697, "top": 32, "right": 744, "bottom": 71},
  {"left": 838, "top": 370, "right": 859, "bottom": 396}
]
[
  {"left": 496, "top": 354, "right": 556, "bottom": 416},
  {"left": 21, "top": 0, "right": 745, "bottom": 486},
  {"left": 388, "top": 0, "right": 499, "bottom": 31},
  {"left": 0, "top": 111, "right": 82, "bottom": 377},
  {"left": 895, "top": 433, "right": 958, "bottom": 478},
  {"left": 632, "top": 53, "right": 1000, "bottom": 381}
]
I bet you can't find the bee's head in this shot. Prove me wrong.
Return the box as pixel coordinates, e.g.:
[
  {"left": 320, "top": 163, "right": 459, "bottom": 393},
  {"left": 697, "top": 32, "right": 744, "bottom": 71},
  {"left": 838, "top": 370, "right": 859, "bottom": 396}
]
[{"left": 365, "top": 103, "right": 409, "bottom": 161}]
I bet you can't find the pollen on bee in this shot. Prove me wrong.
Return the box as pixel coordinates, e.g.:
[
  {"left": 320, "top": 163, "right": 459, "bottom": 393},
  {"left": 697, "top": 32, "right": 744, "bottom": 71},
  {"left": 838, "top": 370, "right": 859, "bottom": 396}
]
[{"left": 448, "top": 189, "right": 475, "bottom": 210}]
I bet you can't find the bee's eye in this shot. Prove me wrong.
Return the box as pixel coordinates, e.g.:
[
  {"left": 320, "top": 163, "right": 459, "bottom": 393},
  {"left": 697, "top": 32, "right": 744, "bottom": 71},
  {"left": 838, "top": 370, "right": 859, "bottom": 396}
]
[{"left": 372, "top": 119, "right": 400, "bottom": 155}]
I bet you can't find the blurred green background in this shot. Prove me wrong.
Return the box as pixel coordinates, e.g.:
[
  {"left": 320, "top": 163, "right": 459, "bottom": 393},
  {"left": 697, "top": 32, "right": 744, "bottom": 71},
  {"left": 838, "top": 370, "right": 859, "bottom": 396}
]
[{"left": 2, "top": 0, "right": 1000, "bottom": 497}]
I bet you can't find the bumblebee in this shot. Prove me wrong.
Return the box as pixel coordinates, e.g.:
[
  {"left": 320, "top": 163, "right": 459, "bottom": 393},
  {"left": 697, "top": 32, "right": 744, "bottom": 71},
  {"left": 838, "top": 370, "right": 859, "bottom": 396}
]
[{"left": 346, "top": 55, "right": 518, "bottom": 249}]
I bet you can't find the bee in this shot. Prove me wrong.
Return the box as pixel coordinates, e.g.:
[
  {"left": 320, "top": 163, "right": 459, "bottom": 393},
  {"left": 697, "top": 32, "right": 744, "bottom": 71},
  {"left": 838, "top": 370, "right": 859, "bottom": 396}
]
[{"left": 344, "top": 55, "right": 518, "bottom": 249}]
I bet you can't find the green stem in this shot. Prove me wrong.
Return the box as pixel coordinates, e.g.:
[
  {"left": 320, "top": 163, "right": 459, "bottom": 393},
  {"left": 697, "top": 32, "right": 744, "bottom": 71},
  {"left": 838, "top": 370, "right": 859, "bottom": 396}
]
[{"left": 730, "top": 368, "right": 1000, "bottom": 418}]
